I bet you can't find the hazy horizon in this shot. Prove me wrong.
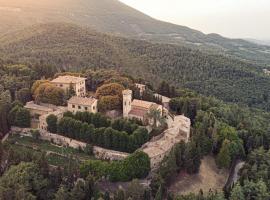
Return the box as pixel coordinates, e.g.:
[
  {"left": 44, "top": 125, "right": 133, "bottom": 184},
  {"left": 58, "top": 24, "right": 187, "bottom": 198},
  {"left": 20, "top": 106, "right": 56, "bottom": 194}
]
[{"left": 119, "top": 0, "right": 270, "bottom": 40}]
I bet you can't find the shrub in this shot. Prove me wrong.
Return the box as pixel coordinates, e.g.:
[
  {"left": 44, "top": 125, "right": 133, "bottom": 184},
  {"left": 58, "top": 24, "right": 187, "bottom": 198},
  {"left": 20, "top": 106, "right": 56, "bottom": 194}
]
[
  {"left": 15, "top": 107, "right": 31, "bottom": 128},
  {"left": 80, "top": 151, "right": 150, "bottom": 182},
  {"left": 31, "top": 130, "right": 40, "bottom": 141},
  {"left": 84, "top": 144, "right": 93, "bottom": 155},
  {"left": 46, "top": 114, "right": 58, "bottom": 133},
  {"left": 57, "top": 117, "right": 148, "bottom": 153}
]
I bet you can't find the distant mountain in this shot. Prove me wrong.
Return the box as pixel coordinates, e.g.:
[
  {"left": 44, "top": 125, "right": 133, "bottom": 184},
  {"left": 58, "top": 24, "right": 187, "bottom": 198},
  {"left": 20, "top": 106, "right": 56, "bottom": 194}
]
[
  {"left": 0, "top": 0, "right": 270, "bottom": 66},
  {"left": 0, "top": 23, "right": 269, "bottom": 111},
  {"left": 246, "top": 39, "right": 270, "bottom": 46}
]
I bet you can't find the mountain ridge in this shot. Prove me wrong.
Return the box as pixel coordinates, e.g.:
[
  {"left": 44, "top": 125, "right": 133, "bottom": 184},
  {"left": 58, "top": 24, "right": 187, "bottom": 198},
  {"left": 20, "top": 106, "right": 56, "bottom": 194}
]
[
  {"left": 0, "top": 0, "right": 270, "bottom": 66},
  {"left": 0, "top": 23, "right": 269, "bottom": 111}
]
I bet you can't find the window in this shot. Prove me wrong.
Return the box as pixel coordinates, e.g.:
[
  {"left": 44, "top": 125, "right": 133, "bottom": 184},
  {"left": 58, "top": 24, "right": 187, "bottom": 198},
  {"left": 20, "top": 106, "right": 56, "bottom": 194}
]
[
  {"left": 60, "top": 84, "right": 63, "bottom": 87},
  {"left": 85, "top": 107, "right": 88, "bottom": 111},
  {"left": 72, "top": 105, "right": 75, "bottom": 108},
  {"left": 93, "top": 106, "right": 96, "bottom": 110},
  {"left": 78, "top": 106, "right": 81, "bottom": 109}
]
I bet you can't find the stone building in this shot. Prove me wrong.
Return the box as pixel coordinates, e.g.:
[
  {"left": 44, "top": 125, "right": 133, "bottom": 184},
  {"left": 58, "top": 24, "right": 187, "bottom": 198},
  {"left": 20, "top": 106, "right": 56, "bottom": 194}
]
[
  {"left": 39, "top": 107, "right": 67, "bottom": 131},
  {"left": 154, "top": 93, "right": 171, "bottom": 109},
  {"left": 142, "top": 115, "right": 191, "bottom": 169},
  {"left": 67, "top": 96, "right": 98, "bottom": 114},
  {"left": 51, "top": 75, "right": 86, "bottom": 97},
  {"left": 135, "top": 83, "right": 146, "bottom": 95},
  {"left": 122, "top": 89, "right": 162, "bottom": 123},
  {"left": 263, "top": 69, "right": 270, "bottom": 75},
  {"left": 25, "top": 101, "right": 53, "bottom": 117},
  {"left": 25, "top": 101, "right": 67, "bottom": 130},
  {"left": 25, "top": 101, "right": 54, "bottom": 128}
]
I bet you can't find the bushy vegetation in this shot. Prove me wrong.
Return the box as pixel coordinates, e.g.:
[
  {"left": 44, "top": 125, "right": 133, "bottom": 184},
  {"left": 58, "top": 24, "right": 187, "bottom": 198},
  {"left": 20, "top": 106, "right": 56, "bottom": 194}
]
[
  {"left": 150, "top": 87, "right": 270, "bottom": 199},
  {"left": 46, "top": 114, "right": 58, "bottom": 133},
  {"left": 226, "top": 147, "right": 270, "bottom": 200},
  {"left": 0, "top": 144, "right": 98, "bottom": 200},
  {"left": 8, "top": 104, "right": 31, "bottom": 128},
  {"left": 80, "top": 151, "right": 150, "bottom": 182},
  {"left": 50, "top": 111, "right": 150, "bottom": 153},
  {"left": 56, "top": 117, "right": 149, "bottom": 153},
  {"left": 63, "top": 111, "right": 143, "bottom": 134},
  {"left": 32, "top": 81, "right": 65, "bottom": 106},
  {"left": 96, "top": 83, "right": 125, "bottom": 112},
  {"left": 0, "top": 55, "right": 269, "bottom": 199},
  {"left": 63, "top": 111, "right": 111, "bottom": 128}
]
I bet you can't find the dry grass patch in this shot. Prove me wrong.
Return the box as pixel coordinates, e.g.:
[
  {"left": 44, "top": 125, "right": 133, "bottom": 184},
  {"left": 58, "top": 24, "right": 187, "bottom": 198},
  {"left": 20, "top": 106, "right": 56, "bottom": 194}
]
[{"left": 168, "top": 156, "right": 229, "bottom": 195}]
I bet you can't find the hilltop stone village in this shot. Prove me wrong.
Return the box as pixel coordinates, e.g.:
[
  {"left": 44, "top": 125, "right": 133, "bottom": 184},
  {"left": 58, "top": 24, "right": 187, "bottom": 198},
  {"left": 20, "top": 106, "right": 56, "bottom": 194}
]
[{"left": 21, "top": 75, "right": 191, "bottom": 170}]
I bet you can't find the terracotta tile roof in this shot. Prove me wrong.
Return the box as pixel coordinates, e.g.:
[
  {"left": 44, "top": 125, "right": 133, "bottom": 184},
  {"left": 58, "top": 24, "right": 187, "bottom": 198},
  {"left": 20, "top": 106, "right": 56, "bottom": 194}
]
[
  {"left": 68, "top": 96, "right": 97, "bottom": 106},
  {"left": 25, "top": 101, "right": 53, "bottom": 112},
  {"left": 129, "top": 108, "right": 148, "bottom": 117},
  {"left": 131, "top": 99, "right": 155, "bottom": 110},
  {"left": 122, "top": 89, "right": 132, "bottom": 95},
  {"left": 51, "top": 76, "right": 86, "bottom": 84}
]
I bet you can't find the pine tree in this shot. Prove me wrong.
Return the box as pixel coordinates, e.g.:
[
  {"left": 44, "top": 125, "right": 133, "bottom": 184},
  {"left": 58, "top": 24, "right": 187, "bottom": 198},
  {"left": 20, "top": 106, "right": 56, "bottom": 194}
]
[
  {"left": 216, "top": 139, "right": 231, "bottom": 169},
  {"left": 114, "top": 188, "right": 125, "bottom": 200},
  {"left": 230, "top": 183, "right": 245, "bottom": 200},
  {"left": 154, "top": 185, "right": 163, "bottom": 200},
  {"left": 184, "top": 141, "right": 201, "bottom": 174},
  {"left": 15, "top": 107, "right": 31, "bottom": 128},
  {"left": 46, "top": 114, "right": 58, "bottom": 133},
  {"left": 54, "top": 185, "right": 70, "bottom": 200}
]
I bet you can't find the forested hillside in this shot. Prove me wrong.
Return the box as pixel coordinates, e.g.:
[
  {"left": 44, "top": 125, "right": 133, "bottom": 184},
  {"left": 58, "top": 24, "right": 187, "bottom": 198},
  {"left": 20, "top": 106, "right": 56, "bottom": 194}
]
[
  {"left": 0, "top": 23, "right": 269, "bottom": 111},
  {"left": 1, "top": 0, "right": 270, "bottom": 66}
]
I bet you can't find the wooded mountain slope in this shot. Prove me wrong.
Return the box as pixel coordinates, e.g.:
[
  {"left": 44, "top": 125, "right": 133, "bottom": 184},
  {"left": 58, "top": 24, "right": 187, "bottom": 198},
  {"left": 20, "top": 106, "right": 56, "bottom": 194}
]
[
  {"left": 0, "top": 23, "right": 269, "bottom": 111},
  {"left": 0, "top": 0, "right": 270, "bottom": 66}
]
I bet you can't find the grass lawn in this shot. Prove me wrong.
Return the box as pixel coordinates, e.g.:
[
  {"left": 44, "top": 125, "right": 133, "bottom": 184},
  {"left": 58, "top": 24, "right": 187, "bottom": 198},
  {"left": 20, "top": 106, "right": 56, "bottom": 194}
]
[
  {"left": 46, "top": 153, "right": 77, "bottom": 166},
  {"left": 7, "top": 134, "right": 94, "bottom": 163}
]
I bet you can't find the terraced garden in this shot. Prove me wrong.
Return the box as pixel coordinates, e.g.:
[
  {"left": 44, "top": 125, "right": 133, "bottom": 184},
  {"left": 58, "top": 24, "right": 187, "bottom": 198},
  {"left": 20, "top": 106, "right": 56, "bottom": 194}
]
[{"left": 5, "top": 134, "right": 95, "bottom": 166}]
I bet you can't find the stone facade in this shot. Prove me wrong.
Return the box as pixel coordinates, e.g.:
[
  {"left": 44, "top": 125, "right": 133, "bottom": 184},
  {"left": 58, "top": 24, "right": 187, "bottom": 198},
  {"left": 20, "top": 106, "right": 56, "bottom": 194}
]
[
  {"left": 67, "top": 96, "right": 98, "bottom": 114},
  {"left": 51, "top": 75, "right": 86, "bottom": 97},
  {"left": 154, "top": 93, "right": 171, "bottom": 109},
  {"left": 122, "top": 89, "right": 132, "bottom": 118},
  {"left": 135, "top": 83, "right": 146, "bottom": 95},
  {"left": 142, "top": 115, "right": 191, "bottom": 170},
  {"left": 122, "top": 90, "right": 163, "bottom": 124},
  {"left": 25, "top": 101, "right": 53, "bottom": 118},
  {"left": 39, "top": 107, "right": 67, "bottom": 131},
  {"left": 25, "top": 102, "right": 67, "bottom": 130}
]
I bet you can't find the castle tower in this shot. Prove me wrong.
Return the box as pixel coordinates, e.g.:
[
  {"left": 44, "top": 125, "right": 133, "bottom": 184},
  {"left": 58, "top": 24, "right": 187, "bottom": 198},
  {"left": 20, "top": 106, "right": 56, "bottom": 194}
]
[{"left": 122, "top": 89, "right": 132, "bottom": 118}]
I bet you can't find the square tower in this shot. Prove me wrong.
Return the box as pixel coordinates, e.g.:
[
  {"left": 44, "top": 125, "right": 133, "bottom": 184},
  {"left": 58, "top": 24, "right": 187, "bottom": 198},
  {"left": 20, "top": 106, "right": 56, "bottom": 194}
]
[{"left": 122, "top": 89, "right": 132, "bottom": 118}]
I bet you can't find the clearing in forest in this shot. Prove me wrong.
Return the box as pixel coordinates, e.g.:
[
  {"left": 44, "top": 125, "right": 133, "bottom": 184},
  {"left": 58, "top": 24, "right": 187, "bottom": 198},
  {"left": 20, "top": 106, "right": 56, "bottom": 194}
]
[{"left": 168, "top": 156, "right": 229, "bottom": 195}]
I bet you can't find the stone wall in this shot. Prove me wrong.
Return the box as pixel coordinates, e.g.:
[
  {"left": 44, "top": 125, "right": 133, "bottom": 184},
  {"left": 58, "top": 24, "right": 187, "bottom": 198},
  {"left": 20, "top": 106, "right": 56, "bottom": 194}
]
[
  {"left": 10, "top": 127, "right": 129, "bottom": 161},
  {"left": 10, "top": 115, "right": 191, "bottom": 170},
  {"left": 141, "top": 115, "right": 191, "bottom": 170}
]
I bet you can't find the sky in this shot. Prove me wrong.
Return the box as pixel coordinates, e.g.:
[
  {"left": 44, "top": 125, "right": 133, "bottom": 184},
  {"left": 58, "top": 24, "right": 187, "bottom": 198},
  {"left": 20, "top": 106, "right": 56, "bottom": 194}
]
[{"left": 119, "top": 0, "right": 270, "bottom": 40}]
